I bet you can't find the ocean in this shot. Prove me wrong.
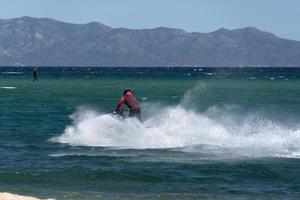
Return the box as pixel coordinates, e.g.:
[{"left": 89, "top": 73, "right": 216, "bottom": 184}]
[{"left": 1, "top": 67, "right": 300, "bottom": 199}]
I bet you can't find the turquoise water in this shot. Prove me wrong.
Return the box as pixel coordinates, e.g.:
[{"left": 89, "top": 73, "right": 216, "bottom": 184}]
[{"left": 1, "top": 67, "right": 300, "bottom": 199}]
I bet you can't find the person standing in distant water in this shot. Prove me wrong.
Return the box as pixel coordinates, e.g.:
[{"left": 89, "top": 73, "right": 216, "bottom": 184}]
[
  {"left": 114, "top": 89, "right": 142, "bottom": 122},
  {"left": 33, "top": 67, "right": 38, "bottom": 82}
]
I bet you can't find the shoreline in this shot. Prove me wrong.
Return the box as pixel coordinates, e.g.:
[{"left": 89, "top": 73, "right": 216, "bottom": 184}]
[{"left": 0, "top": 193, "right": 54, "bottom": 200}]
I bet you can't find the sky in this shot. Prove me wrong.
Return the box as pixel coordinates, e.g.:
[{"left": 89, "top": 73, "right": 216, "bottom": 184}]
[{"left": 0, "top": 0, "right": 299, "bottom": 40}]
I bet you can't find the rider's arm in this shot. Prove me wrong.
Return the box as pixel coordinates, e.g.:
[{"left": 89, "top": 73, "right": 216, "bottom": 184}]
[{"left": 115, "top": 96, "right": 125, "bottom": 111}]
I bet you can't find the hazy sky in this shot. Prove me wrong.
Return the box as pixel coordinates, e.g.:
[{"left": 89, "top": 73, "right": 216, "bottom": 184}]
[{"left": 0, "top": 0, "right": 299, "bottom": 40}]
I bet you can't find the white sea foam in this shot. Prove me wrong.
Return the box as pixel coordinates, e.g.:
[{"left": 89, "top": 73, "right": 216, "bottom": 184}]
[
  {"left": 52, "top": 105, "right": 300, "bottom": 158},
  {"left": 52, "top": 84, "right": 300, "bottom": 158},
  {"left": 2, "top": 72, "right": 23, "bottom": 74},
  {"left": 1, "top": 86, "right": 16, "bottom": 89}
]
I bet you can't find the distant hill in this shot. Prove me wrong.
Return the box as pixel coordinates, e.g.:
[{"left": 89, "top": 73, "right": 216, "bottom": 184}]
[{"left": 0, "top": 16, "right": 300, "bottom": 67}]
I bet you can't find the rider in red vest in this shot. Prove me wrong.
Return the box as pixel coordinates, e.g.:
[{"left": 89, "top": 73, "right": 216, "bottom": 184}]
[{"left": 115, "top": 89, "right": 142, "bottom": 121}]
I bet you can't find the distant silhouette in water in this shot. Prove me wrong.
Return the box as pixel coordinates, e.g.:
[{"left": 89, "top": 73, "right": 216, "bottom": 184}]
[{"left": 33, "top": 67, "right": 38, "bottom": 82}]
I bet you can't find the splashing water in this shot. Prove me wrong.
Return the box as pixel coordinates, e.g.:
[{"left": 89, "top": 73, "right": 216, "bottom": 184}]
[
  {"left": 52, "top": 83, "right": 300, "bottom": 158},
  {"left": 51, "top": 104, "right": 300, "bottom": 158}
]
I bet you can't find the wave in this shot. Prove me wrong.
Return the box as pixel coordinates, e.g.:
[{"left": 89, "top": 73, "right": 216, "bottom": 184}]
[
  {"left": 2, "top": 72, "right": 23, "bottom": 74},
  {"left": 1, "top": 86, "right": 16, "bottom": 89},
  {"left": 52, "top": 84, "right": 300, "bottom": 158}
]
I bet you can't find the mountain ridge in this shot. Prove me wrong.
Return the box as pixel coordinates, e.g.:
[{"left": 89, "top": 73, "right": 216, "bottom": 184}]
[{"left": 0, "top": 16, "right": 299, "bottom": 67}]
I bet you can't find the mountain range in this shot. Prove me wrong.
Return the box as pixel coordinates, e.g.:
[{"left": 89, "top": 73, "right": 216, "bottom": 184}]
[{"left": 0, "top": 16, "right": 300, "bottom": 67}]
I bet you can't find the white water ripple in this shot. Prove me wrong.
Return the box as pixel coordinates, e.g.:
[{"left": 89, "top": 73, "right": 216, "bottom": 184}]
[{"left": 1, "top": 86, "right": 16, "bottom": 89}]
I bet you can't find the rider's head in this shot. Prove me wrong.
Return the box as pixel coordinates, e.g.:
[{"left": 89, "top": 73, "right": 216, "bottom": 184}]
[{"left": 123, "top": 89, "right": 132, "bottom": 95}]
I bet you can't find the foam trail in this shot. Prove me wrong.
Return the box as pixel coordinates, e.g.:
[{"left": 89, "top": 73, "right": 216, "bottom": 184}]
[
  {"left": 52, "top": 105, "right": 300, "bottom": 158},
  {"left": 52, "top": 84, "right": 300, "bottom": 158}
]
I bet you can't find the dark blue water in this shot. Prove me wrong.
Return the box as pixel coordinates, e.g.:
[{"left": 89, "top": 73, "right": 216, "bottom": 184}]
[{"left": 1, "top": 67, "right": 300, "bottom": 199}]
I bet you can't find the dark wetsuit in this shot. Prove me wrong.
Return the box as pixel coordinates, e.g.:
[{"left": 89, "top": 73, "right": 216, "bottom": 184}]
[
  {"left": 33, "top": 69, "right": 38, "bottom": 82},
  {"left": 116, "top": 91, "right": 142, "bottom": 121}
]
